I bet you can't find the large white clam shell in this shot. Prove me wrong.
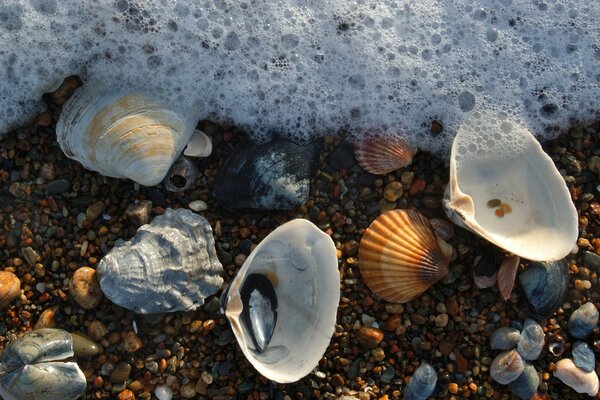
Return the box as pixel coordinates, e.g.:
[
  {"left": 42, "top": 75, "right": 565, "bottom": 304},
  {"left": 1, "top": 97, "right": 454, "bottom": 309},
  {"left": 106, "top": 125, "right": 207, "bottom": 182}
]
[
  {"left": 222, "top": 219, "right": 340, "bottom": 383},
  {"left": 443, "top": 114, "right": 577, "bottom": 261},
  {"left": 56, "top": 85, "right": 196, "bottom": 186}
]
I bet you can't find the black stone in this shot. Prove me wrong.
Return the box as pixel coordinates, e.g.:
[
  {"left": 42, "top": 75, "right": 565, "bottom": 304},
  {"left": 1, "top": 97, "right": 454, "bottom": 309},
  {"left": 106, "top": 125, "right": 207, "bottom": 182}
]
[
  {"left": 328, "top": 140, "right": 356, "bottom": 170},
  {"left": 213, "top": 138, "right": 321, "bottom": 210},
  {"left": 146, "top": 188, "right": 166, "bottom": 207},
  {"left": 46, "top": 178, "right": 71, "bottom": 195}
]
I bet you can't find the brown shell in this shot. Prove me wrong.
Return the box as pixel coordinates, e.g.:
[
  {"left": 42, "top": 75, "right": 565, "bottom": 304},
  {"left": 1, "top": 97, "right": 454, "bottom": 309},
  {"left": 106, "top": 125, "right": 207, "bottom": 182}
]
[
  {"left": 498, "top": 255, "right": 520, "bottom": 301},
  {"left": 358, "top": 209, "right": 450, "bottom": 303},
  {"left": 354, "top": 135, "right": 415, "bottom": 175}
]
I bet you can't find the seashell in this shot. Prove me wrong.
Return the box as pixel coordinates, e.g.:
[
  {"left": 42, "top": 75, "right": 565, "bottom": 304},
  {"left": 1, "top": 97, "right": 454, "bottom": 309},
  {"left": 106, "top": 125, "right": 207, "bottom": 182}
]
[
  {"left": 221, "top": 219, "right": 339, "bottom": 383},
  {"left": 490, "top": 349, "right": 525, "bottom": 385},
  {"left": 56, "top": 86, "right": 196, "bottom": 186},
  {"left": 97, "top": 208, "right": 223, "bottom": 314},
  {"left": 554, "top": 358, "right": 599, "bottom": 396},
  {"left": 547, "top": 333, "right": 565, "bottom": 357},
  {"left": 518, "top": 260, "right": 568, "bottom": 321},
  {"left": 508, "top": 363, "right": 540, "bottom": 400},
  {"left": 354, "top": 134, "right": 416, "bottom": 175},
  {"left": 516, "top": 319, "right": 544, "bottom": 360},
  {"left": 490, "top": 327, "right": 521, "bottom": 351},
  {"left": 183, "top": 129, "right": 213, "bottom": 158},
  {"left": 358, "top": 209, "right": 450, "bottom": 303},
  {"left": 0, "top": 329, "right": 86, "bottom": 400},
  {"left": 403, "top": 363, "right": 437, "bottom": 400},
  {"left": 213, "top": 137, "right": 321, "bottom": 210},
  {"left": 472, "top": 251, "right": 498, "bottom": 289},
  {"left": 443, "top": 115, "right": 578, "bottom": 261},
  {"left": 498, "top": 255, "right": 520, "bottom": 301},
  {"left": 568, "top": 302, "right": 599, "bottom": 339},
  {"left": 428, "top": 218, "right": 455, "bottom": 242},
  {"left": 572, "top": 341, "right": 595, "bottom": 373},
  {"left": 163, "top": 155, "right": 198, "bottom": 192}
]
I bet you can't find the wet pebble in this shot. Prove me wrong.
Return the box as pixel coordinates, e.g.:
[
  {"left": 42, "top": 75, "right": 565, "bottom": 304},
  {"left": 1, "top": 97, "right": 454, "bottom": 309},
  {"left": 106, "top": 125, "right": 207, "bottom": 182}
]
[
  {"left": 125, "top": 200, "right": 153, "bottom": 226},
  {"left": 357, "top": 326, "right": 384, "bottom": 349},
  {"left": 572, "top": 341, "right": 595, "bottom": 372},
  {"left": 71, "top": 332, "right": 102, "bottom": 357},
  {"left": 383, "top": 181, "right": 403, "bottom": 202},
  {"left": 155, "top": 385, "right": 173, "bottom": 400},
  {"left": 123, "top": 331, "right": 143, "bottom": 352},
  {"left": 0, "top": 271, "right": 21, "bottom": 309},
  {"left": 508, "top": 363, "right": 539, "bottom": 400},
  {"left": 584, "top": 251, "right": 600, "bottom": 270},
  {"left": 110, "top": 362, "right": 132, "bottom": 383},
  {"left": 517, "top": 319, "right": 544, "bottom": 361},
  {"left": 21, "top": 246, "right": 38, "bottom": 267},
  {"left": 568, "top": 302, "right": 599, "bottom": 339},
  {"left": 40, "top": 163, "right": 56, "bottom": 181},
  {"left": 404, "top": 363, "right": 437, "bottom": 400},
  {"left": 34, "top": 305, "right": 59, "bottom": 329},
  {"left": 69, "top": 267, "right": 103, "bottom": 309},
  {"left": 87, "top": 320, "right": 109, "bottom": 341},
  {"left": 490, "top": 327, "right": 521, "bottom": 351},
  {"left": 46, "top": 178, "right": 71, "bottom": 194},
  {"left": 328, "top": 141, "right": 356, "bottom": 170},
  {"left": 86, "top": 201, "right": 106, "bottom": 221},
  {"left": 189, "top": 200, "right": 208, "bottom": 212},
  {"left": 554, "top": 358, "right": 599, "bottom": 396},
  {"left": 490, "top": 349, "right": 525, "bottom": 385}
]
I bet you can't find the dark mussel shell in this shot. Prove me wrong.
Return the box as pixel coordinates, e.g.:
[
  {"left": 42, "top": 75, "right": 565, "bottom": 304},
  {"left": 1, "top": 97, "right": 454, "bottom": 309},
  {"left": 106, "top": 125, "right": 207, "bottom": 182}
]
[
  {"left": 508, "top": 363, "right": 539, "bottom": 400},
  {"left": 518, "top": 259, "right": 568, "bottom": 321},
  {"left": 240, "top": 273, "right": 278, "bottom": 353}
]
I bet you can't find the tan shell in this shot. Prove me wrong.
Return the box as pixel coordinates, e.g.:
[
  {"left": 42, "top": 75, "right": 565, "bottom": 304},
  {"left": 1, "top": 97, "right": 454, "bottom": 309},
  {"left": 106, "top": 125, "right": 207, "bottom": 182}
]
[
  {"left": 358, "top": 209, "right": 450, "bottom": 303},
  {"left": 354, "top": 135, "right": 415, "bottom": 175},
  {"left": 497, "top": 255, "right": 520, "bottom": 301}
]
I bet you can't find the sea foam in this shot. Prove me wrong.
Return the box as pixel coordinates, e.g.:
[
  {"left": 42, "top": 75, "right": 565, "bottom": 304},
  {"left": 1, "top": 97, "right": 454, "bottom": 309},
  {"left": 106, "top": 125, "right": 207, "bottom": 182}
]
[{"left": 0, "top": 0, "right": 599, "bottom": 155}]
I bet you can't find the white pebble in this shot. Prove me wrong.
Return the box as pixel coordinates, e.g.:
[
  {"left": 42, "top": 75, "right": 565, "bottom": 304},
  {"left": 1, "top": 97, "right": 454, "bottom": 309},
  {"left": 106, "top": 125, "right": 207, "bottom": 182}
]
[
  {"left": 154, "top": 385, "right": 173, "bottom": 400},
  {"left": 189, "top": 200, "right": 208, "bottom": 212},
  {"left": 35, "top": 283, "right": 46, "bottom": 293}
]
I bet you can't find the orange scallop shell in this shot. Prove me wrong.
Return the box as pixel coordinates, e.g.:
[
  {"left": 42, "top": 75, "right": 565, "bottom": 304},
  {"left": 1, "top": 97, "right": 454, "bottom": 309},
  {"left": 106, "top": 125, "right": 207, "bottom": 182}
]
[
  {"left": 358, "top": 209, "right": 450, "bottom": 303},
  {"left": 354, "top": 135, "right": 415, "bottom": 175}
]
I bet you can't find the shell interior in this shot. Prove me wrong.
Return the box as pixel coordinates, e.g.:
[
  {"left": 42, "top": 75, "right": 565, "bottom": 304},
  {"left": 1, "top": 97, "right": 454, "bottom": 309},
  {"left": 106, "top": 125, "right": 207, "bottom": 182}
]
[
  {"left": 443, "top": 114, "right": 577, "bottom": 261},
  {"left": 223, "top": 219, "right": 340, "bottom": 383}
]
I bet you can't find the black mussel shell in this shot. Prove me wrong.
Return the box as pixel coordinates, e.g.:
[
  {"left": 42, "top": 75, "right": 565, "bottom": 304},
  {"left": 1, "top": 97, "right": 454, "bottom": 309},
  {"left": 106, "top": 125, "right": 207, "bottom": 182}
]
[
  {"left": 518, "top": 260, "right": 568, "bottom": 321},
  {"left": 240, "top": 273, "right": 278, "bottom": 353}
]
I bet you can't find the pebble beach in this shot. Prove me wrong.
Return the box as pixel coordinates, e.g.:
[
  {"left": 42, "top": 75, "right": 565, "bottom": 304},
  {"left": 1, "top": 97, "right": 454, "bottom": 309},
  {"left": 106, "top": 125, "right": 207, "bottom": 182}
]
[{"left": 0, "top": 80, "right": 600, "bottom": 400}]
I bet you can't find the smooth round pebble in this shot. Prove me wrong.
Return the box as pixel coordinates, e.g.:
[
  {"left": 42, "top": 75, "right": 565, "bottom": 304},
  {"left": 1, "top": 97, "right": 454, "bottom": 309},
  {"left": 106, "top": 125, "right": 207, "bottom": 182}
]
[
  {"left": 71, "top": 332, "right": 102, "bottom": 357},
  {"left": 517, "top": 319, "right": 544, "bottom": 360},
  {"left": 490, "top": 327, "right": 521, "bottom": 351},
  {"left": 572, "top": 341, "right": 595, "bottom": 372},
  {"left": 189, "top": 200, "right": 208, "bottom": 212},
  {"left": 123, "top": 331, "right": 143, "bottom": 353},
  {"left": 568, "top": 302, "right": 599, "bottom": 339},
  {"left": 357, "top": 326, "right": 384, "bottom": 349},
  {"left": 125, "top": 200, "right": 153, "bottom": 226},
  {"left": 0, "top": 271, "right": 21, "bottom": 309},
  {"left": 69, "top": 267, "right": 103, "bottom": 309},
  {"left": 155, "top": 385, "right": 173, "bottom": 400}
]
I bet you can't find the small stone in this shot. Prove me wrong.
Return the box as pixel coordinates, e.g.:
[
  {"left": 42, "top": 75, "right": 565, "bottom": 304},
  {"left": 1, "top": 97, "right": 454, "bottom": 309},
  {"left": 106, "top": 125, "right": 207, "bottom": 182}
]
[
  {"left": 46, "top": 178, "right": 71, "bottom": 194},
  {"left": 110, "top": 362, "right": 132, "bottom": 383},
  {"left": 155, "top": 385, "right": 173, "bottom": 400},
  {"left": 129, "top": 380, "right": 144, "bottom": 392},
  {"left": 123, "top": 331, "right": 143, "bottom": 353},
  {"left": 357, "top": 326, "right": 384, "bottom": 349},
  {"left": 69, "top": 267, "right": 103, "bottom": 309},
  {"left": 126, "top": 200, "right": 153, "bottom": 226},
  {"left": 201, "top": 371, "right": 214, "bottom": 385},
  {"left": 455, "top": 353, "right": 468, "bottom": 373},
  {"left": 329, "top": 141, "right": 356, "bottom": 170},
  {"left": 34, "top": 305, "right": 59, "bottom": 330},
  {"left": 21, "top": 246, "right": 38, "bottom": 267},
  {"left": 383, "top": 181, "right": 403, "bottom": 202},
  {"left": 180, "top": 383, "right": 197, "bottom": 398},
  {"left": 189, "top": 200, "right": 208, "bottom": 212},
  {"left": 448, "top": 383, "right": 459, "bottom": 394},
  {"left": 584, "top": 251, "right": 600, "bottom": 270},
  {"left": 71, "top": 332, "right": 102, "bottom": 357},
  {"left": 0, "top": 271, "right": 21, "bottom": 309},
  {"left": 117, "top": 389, "right": 135, "bottom": 400},
  {"left": 87, "top": 320, "right": 109, "bottom": 341},
  {"left": 86, "top": 201, "right": 106, "bottom": 222},
  {"left": 40, "top": 163, "right": 57, "bottom": 181}
]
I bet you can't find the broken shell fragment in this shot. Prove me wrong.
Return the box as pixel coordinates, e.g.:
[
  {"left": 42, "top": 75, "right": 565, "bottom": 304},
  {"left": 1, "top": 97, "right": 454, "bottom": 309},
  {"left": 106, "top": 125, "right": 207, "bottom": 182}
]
[
  {"left": 56, "top": 86, "right": 196, "bottom": 186},
  {"left": 516, "top": 319, "right": 544, "bottom": 361},
  {"left": 354, "top": 134, "right": 416, "bottom": 175},
  {"left": 443, "top": 114, "right": 578, "bottom": 261},
  {"left": 490, "top": 349, "right": 525, "bottom": 385},
  {"left": 568, "top": 302, "right": 599, "bottom": 339},
  {"left": 221, "top": 219, "right": 340, "bottom": 383},
  {"left": 498, "top": 255, "right": 520, "bottom": 301},
  {"left": 183, "top": 129, "right": 213, "bottom": 158},
  {"left": 554, "top": 358, "right": 599, "bottom": 396},
  {"left": 404, "top": 363, "right": 437, "bottom": 400},
  {"left": 490, "top": 327, "right": 521, "bottom": 351},
  {"left": 97, "top": 208, "right": 223, "bottom": 314},
  {"left": 518, "top": 260, "right": 569, "bottom": 321},
  {"left": 358, "top": 209, "right": 450, "bottom": 303},
  {"left": 472, "top": 251, "right": 498, "bottom": 289},
  {"left": 0, "top": 329, "right": 86, "bottom": 400}
]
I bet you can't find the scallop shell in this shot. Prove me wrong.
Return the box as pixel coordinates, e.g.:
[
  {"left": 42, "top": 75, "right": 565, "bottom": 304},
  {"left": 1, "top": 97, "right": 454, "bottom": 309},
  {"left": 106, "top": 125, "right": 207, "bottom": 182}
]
[
  {"left": 354, "top": 134, "right": 416, "bottom": 175},
  {"left": 443, "top": 114, "right": 578, "bottom": 261},
  {"left": 221, "top": 219, "right": 340, "bottom": 383},
  {"left": 56, "top": 85, "right": 196, "bottom": 186},
  {"left": 0, "top": 329, "right": 86, "bottom": 400},
  {"left": 97, "top": 208, "right": 223, "bottom": 314},
  {"left": 554, "top": 358, "right": 599, "bottom": 396},
  {"left": 404, "top": 363, "right": 437, "bottom": 400},
  {"left": 359, "top": 209, "right": 450, "bottom": 303},
  {"left": 518, "top": 260, "right": 568, "bottom": 321},
  {"left": 490, "top": 349, "right": 525, "bottom": 385}
]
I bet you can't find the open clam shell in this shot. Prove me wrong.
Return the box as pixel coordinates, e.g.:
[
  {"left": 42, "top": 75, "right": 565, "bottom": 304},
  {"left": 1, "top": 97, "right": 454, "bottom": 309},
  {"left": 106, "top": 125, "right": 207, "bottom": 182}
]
[
  {"left": 358, "top": 209, "right": 450, "bottom": 303},
  {"left": 221, "top": 219, "right": 340, "bottom": 383},
  {"left": 56, "top": 85, "right": 196, "bottom": 186},
  {"left": 443, "top": 114, "right": 577, "bottom": 261}
]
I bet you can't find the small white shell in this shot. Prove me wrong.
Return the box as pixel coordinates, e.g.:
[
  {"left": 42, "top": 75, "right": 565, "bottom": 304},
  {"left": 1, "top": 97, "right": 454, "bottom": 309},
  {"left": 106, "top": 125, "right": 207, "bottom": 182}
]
[
  {"left": 443, "top": 114, "right": 577, "bottom": 261},
  {"left": 56, "top": 86, "right": 196, "bottom": 186},
  {"left": 554, "top": 358, "right": 599, "bottom": 396},
  {"left": 184, "top": 129, "right": 213, "bottom": 157},
  {"left": 222, "top": 219, "right": 340, "bottom": 383}
]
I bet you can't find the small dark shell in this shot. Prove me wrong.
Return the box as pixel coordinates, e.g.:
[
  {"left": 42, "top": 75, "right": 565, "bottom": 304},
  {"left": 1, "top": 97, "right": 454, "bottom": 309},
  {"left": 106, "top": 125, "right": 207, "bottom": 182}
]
[
  {"left": 508, "top": 363, "right": 539, "bottom": 400},
  {"left": 163, "top": 155, "right": 198, "bottom": 192},
  {"left": 568, "top": 302, "right": 599, "bottom": 339},
  {"left": 572, "top": 341, "right": 595, "bottom": 372},
  {"left": 518, "top": 259, "right": 568, "bottom": 321},
  {"left": 404, "top": 363, "right": 437, "bottom": 400}
]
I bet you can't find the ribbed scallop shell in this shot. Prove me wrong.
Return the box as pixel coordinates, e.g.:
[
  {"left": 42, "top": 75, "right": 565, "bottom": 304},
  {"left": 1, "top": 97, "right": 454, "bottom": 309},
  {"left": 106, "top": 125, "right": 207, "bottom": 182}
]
[
  {"left": 56, "top": 86, "right": 196, "bottom": 186},
  {"left": 354, "top": 135, "right": 415, "bottom": 175},
  {"left": 358, "top": 209, "right": 450, "bottom": 303}
]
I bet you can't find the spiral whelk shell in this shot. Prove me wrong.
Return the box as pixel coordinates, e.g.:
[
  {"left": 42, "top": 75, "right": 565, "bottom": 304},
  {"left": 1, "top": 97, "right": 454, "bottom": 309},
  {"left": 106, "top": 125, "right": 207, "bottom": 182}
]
[
  {"left": 354, "top": 134, "right": 416, "bottom": 175},
  {"left": 358, "top": 209, "right": 450, "bottom": 303},
  {"left": 56, "top": 85, "right": 196, "bottom": 186}
]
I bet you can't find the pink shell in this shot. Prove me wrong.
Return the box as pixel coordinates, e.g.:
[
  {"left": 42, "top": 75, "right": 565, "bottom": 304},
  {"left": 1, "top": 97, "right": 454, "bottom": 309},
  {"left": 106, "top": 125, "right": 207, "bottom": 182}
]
[
  {"left": 354, "top": 135, "right": 416, "bottom": 175},
  {"left": 498, "top": 255, "right": 520, "bottom": 301}
]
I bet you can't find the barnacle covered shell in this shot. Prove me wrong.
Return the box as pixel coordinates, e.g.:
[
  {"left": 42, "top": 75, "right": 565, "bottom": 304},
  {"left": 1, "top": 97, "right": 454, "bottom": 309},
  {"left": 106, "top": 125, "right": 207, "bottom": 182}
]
[
  {"left": 56, "top": 86, "right": 196, "bottom": 186},
  {"left": 518, "top": 260, "right": 569, "bottom": 321},
  {"left": 443, "top": 114, "right": 577, "bottom": 261},
  {"left": 0, "top": 329, "right": 86, "bottom": 400},
  {"left": 359, "top": 209, "right": 450, "bottom": 303},
  {"left": 221, "top": 219, "right": 339, "bottom": 383},
  {"left": 354, "top": 134, "right": 416, "bottom": 175},
  {"left": 97, "top": 208, "right": 223, "bottom": 314}
]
